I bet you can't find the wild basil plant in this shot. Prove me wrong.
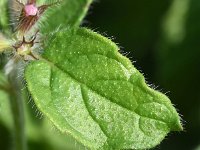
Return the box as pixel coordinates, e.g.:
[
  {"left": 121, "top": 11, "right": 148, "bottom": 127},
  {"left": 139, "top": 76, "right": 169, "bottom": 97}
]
[{"left": 0, "top": 0, "right": 182, "bottom": 150}]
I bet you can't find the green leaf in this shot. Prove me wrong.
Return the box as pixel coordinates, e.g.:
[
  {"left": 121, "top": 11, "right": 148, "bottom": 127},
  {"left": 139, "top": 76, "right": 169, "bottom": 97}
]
[
  {"left": 41, "top": 118, "right": 86, "bottom": 150},
  {"left": 41, "top": 0, "right": 93, "bottom": 33},
  {"left": 25, "top": 28, "right": 182, "bottom": 149}
]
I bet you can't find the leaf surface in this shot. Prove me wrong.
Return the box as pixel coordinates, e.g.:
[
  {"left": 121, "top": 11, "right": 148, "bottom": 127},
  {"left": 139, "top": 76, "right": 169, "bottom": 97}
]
[{"left": 25, "top": 28, "right": 182, "bottom": 149}]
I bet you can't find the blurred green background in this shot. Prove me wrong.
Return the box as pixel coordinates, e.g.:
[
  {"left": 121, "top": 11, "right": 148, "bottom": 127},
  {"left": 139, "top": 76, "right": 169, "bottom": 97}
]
[{"left": 0, "top": 0, "right": 200, "bottom": 149}]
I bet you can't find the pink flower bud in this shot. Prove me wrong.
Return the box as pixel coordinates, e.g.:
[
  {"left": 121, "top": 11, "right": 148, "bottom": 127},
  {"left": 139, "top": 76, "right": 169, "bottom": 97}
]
[
  {"left": 11, "top": 0, "right": 60, "bottom": 33},
  {"left": 24, "top": 4, "right": 38, "bottom": 16}
]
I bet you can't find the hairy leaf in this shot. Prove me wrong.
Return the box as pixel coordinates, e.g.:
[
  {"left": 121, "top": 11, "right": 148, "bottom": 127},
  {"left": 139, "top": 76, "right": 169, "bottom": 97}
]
[
  {"left": 41, "top": 0, "right": 92, "bottom": 33},
  {"left": 25, "top": 28, "right": 182, "bottom": 149}
]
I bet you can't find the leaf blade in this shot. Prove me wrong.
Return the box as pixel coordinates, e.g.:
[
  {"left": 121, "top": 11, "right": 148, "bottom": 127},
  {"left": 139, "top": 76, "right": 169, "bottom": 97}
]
[{"left": 25, "top": 28, "right": 182, "bottom": 149}]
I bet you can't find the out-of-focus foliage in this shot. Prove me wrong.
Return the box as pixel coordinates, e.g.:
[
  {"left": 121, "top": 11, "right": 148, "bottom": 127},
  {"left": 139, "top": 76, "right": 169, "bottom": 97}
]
[
  {"left": 0, "top": 0, "right": 9, "bottom": 30},
  {"left": 195, "top": 145, "right": 200, "bottom": 150}
]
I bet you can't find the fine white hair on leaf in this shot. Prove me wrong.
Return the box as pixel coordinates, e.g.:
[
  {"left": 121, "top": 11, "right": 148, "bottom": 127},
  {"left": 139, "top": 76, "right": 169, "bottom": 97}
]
[
  {"left": 27, "top": 93, "right": 33, "bottom": 104},
  {"left": 35, "top": 109, "right": 43, "bottom": 118}
]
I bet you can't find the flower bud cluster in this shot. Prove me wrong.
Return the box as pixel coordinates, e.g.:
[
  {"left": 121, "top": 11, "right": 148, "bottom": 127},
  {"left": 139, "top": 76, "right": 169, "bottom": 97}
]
[{"left": 0, "top": 0, "right": 59, "bottom": 60}]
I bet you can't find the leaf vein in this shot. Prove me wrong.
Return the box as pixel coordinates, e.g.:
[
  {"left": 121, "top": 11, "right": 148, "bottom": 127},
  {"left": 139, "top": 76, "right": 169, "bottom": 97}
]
[
  {"left": 80, "top": 85, "right": 109, "bottom": 140},
  {"left": 43, "top": 59, "right": 167, "bottom": 125}
]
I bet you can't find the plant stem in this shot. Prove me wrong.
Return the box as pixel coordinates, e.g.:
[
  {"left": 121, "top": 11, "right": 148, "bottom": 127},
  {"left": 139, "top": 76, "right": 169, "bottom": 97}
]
[{"left": 8, "top": 75, "right": 27, "bottom": 150}]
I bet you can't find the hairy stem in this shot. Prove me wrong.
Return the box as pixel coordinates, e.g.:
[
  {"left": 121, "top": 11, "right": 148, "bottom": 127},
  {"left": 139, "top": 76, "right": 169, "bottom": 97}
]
[{"left": 8, "top": 74, "right": 27, "bottom": 150}]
